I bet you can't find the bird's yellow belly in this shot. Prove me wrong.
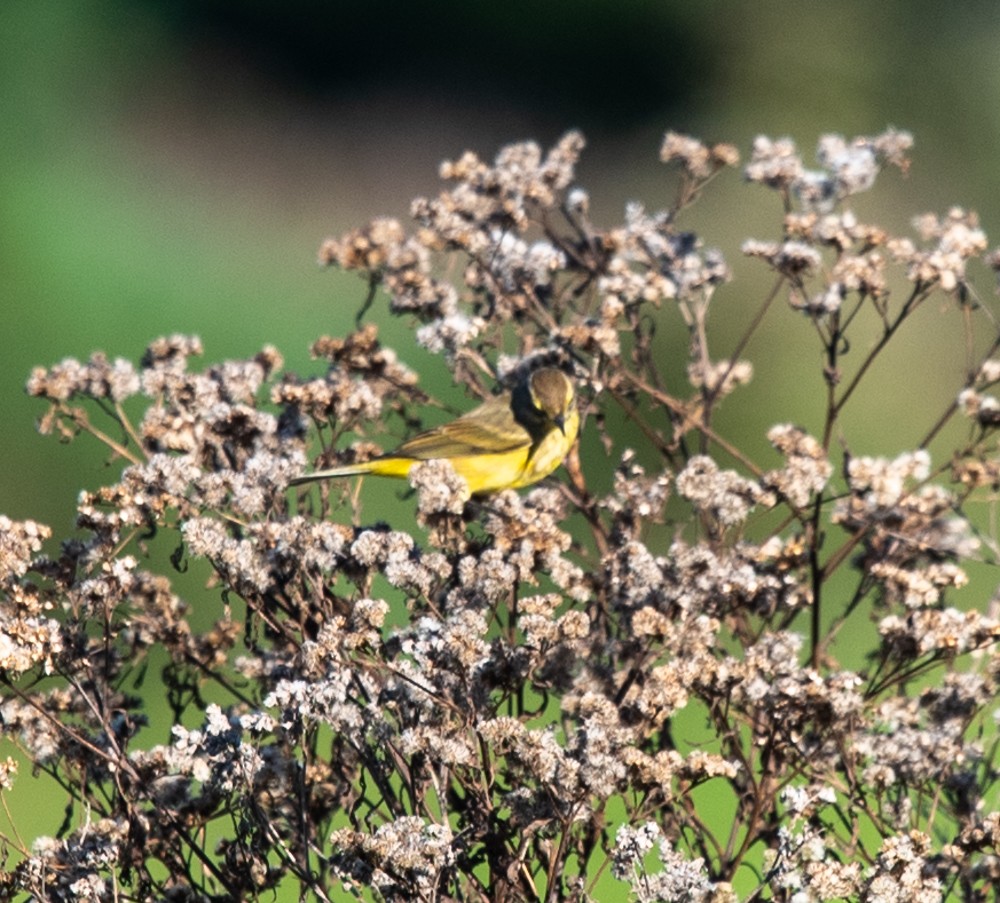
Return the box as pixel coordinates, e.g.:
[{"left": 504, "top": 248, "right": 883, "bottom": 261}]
[
  {"left": 448, "top": 449, "right": 534, "bottom": 493},
  {"left": 368, "top": 448, "right": 533, "bottom": 494}
]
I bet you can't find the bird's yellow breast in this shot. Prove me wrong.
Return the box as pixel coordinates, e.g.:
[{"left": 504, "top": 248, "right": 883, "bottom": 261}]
[{"left": 511, "top": 406, "right": 579, "bottom": 488}]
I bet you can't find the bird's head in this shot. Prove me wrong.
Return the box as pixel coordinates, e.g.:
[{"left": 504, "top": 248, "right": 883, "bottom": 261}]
[{"left": 528, "top": 368, "right": 575, "bottom": 434}]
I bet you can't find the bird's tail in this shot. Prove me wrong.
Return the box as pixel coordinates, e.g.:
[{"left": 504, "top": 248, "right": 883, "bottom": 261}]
[{"left": 288, "top": 457, "right": 413, "bottom": 486}]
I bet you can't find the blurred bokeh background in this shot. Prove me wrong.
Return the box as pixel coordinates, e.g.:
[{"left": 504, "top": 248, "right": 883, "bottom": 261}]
[{"left": 4, "top": 0, "right": 1000, "bottom": 884}]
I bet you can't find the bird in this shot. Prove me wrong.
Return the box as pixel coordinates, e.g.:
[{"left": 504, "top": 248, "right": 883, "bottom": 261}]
[{"left": 289, "top": 367, "right": 579, "bottom": 495}]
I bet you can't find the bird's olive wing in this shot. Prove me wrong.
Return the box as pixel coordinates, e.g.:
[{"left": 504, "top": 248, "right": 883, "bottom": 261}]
[{"left": 395, "top": 396, "right": 531, "bottom": 459}]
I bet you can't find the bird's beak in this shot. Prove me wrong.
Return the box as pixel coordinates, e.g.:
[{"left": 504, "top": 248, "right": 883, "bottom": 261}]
[{"left": 554, "top": 414, "right": 566, "bottom": 434}]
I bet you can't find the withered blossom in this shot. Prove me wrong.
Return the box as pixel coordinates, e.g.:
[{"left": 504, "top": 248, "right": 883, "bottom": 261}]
[
  {"left": 763, "top": 424, "right": 832, "bottom": 508},
  {"left": 746, "top": 129, "right": 912, "bottom": 211},
  {"left": 676, "top": 455, "right": 765, "bottom": 526},
  {"left": 660, "top": 130, "right": 740, "bottom": 180}
]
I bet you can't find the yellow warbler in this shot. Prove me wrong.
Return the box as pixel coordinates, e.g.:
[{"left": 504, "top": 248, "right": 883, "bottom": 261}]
[{"left": 290, "top": 368, "right": 578, "bottom": 494}]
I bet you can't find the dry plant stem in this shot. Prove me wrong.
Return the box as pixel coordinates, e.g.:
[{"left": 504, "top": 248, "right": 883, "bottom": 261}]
[
  {"left": 674, "top": 170, "right": 715, "bottom": 209},
  {"left": 62, "top": 403, "right": 144, "bottom": 466},
  {"left": 184, "top": 649, "right": 257, "bottom": 707},
  {"left": 811, "top": 571, "right": 870, "bottom": 651},
  {"left": 355, "top": 274, "right": 380, "bottom": 327},
  {"left": 810, "top": 283, "right": 930, "bottom": 661},
  {"left": 542, "top": 210, "right": 594, "bottom": 274},
  {"left": 618, "top": 369, "right": 765, "bottom": 479},
  {"left": 0, "top": 677, "right": 121, "bottom": 772},
  {"left": 711, "top": 275, "right": 784, "bottom": 407},
  {"left": 867, "top": 651, "right": 949, "bottom": 699},
  {"left": 828, "top": 283, "right": 931, "bottom": 435},
  {"left": 90, "top": 397, "right": 146, "bottom": 458},
  {"left": 920, "top": 329, "right": 1000, "bottom": 450},
  {"left": 113, "top": 400, "right": 145, "bottom": 453},
  {"left": 171, "top": 818, "right": 239, "bottom": 895},
  {"left": 809, "top": 495, "right": 827, "bottom": 669},
  {"left": 0, "top": 794, "right": 27, "bottom": 856},
  {"left": 609, "top": 389, "right": 676, "bottom": 461},
  {"left": 559, "top": 449, "right": 611, "bottom": 561},
  {"left": 818, "top": 309, "right": 842, "bottom": 451}
]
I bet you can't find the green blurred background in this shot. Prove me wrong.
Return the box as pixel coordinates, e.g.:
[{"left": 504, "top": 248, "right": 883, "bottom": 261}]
[{"left": 4, "top": 0, "right": 1000, "bottom": 890}]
